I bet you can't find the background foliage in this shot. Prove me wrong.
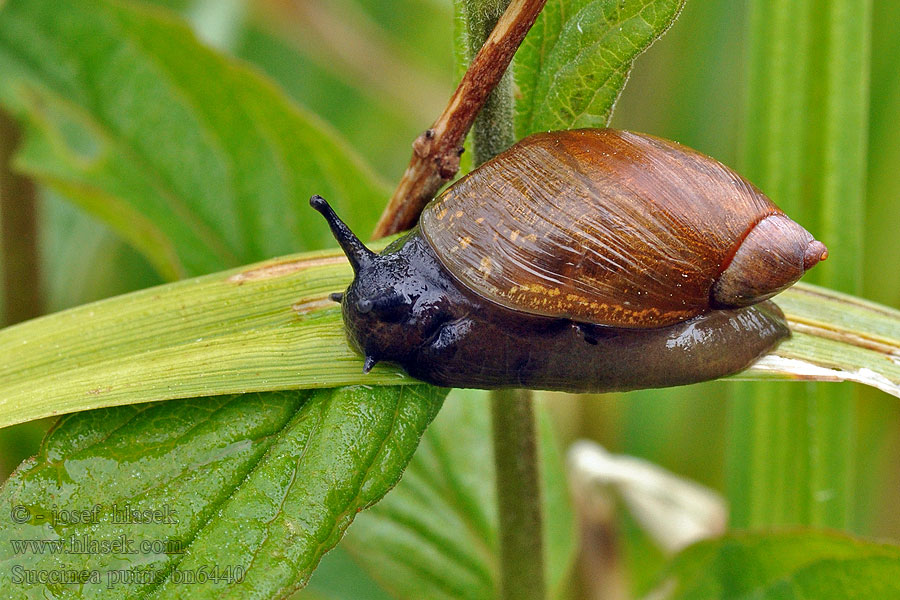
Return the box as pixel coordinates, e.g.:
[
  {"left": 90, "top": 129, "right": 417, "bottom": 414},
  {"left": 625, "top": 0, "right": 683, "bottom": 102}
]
[{"left": 1, "top": 0, "right": 898, "bottom": 598}]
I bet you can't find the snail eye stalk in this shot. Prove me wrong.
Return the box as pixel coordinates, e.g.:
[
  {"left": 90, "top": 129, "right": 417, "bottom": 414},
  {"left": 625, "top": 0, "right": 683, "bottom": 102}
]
[{"left": 309, "top": 195, "right": 375, "bottom": 273}]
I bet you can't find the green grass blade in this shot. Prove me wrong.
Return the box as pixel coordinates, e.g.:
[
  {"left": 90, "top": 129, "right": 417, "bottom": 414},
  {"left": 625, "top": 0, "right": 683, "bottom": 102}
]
[
  {"left": 1, "top": 239, "right": 897, "bottom": 432},
  {"left": 740, "top": 285, "right": 900, "bottom": 398},
  {"left": 730, "top": 0, "right": 871, "bottom": 530},
  {"left": 0, "top": 247, "right": 400, "bottom": 430}
]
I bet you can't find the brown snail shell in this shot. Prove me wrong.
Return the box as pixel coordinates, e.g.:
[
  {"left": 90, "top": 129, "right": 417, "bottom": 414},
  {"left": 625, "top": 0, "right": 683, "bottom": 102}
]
[{"left": 421, "top": 129, "right": 827, "bottom": 327}]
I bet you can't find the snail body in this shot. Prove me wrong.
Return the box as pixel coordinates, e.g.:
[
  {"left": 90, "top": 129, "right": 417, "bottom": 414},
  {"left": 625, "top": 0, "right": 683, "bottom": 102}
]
[{"left": 311, "top": 128, "right": 826, "bottom": 392}]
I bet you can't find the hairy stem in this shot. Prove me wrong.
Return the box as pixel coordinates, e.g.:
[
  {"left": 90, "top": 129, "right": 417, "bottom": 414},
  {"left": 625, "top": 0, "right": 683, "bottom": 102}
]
[
  {"left": 491, "top": 388, "right": 545, "bottom": 600},
  {"left": 458, "top": 1, "right": 547, "bottom": 597},
  {"left": 464, "top": 0, "right": 518, "bottom": 165}
]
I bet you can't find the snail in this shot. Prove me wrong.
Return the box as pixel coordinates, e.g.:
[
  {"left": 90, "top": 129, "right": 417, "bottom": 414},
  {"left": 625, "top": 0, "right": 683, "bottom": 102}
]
[{"left": 310, "top": 128, "right": 827, "bottom": 393}]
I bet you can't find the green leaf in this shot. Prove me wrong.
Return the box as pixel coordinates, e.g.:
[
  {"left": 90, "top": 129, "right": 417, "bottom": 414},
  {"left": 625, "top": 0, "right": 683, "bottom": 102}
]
[
  {"left": 655, "top": 531, "right": 900, "bottom": 599},
  {"left": 0, "top": 385, "right": 445, "bottom": 598},
  {"left": 341, "top": 389, "right": 577, "bottom": 600},
  {"left": 0, "top": 245, "right": 405, "bottom": 430},
  {"left": 1, "top": 235, "right": 899, "bottom": 430},
  {"left": 0, "top": 0, "right": 390, "bottom": 280},
  {"left": 514, "top": 0, "right": 684, "bottom": 137},
  {"left": 732, "top": 284, "right": 900, "bottom": 398}
]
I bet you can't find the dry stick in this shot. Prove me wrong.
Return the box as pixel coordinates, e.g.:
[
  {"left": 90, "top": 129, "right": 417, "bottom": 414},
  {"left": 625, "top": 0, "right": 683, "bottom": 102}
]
[{"left": 371, "top": 0, "right": 547, "bottom": 239}]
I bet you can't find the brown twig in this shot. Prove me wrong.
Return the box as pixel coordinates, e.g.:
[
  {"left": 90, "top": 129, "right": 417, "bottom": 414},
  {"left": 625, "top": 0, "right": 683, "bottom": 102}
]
[{"left": 371, "top": 0, "right": 547, "bottom": 239}]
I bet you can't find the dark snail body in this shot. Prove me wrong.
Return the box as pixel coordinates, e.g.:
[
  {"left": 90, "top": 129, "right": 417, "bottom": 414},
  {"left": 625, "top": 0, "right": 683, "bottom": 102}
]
[
  {"left": 413, "top": 299, "right": 790, "bottom": 392},
  {"left": 311, "top": 128, "right": 827, "bottom": 393}
]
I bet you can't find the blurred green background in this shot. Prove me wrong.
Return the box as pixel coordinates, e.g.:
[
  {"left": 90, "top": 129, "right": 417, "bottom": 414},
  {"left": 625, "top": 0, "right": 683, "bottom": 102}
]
[{"left": 1, "top": 0, "right": 898, "bottom": 595}]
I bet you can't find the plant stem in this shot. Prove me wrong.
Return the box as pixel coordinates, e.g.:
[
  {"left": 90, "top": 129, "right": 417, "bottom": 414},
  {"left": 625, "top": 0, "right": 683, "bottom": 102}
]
[
  {"left": 491, "top": 388, "right": 545, "bottom": 600},
  {"left": 459, "top": 1, "right": 546, "bottom": 597},
  {"left": 464, "top": 0, "right": 517, "bottom": 164},
  {"left": 0, "top": 110, "right": 42, "bottom": 326}
]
